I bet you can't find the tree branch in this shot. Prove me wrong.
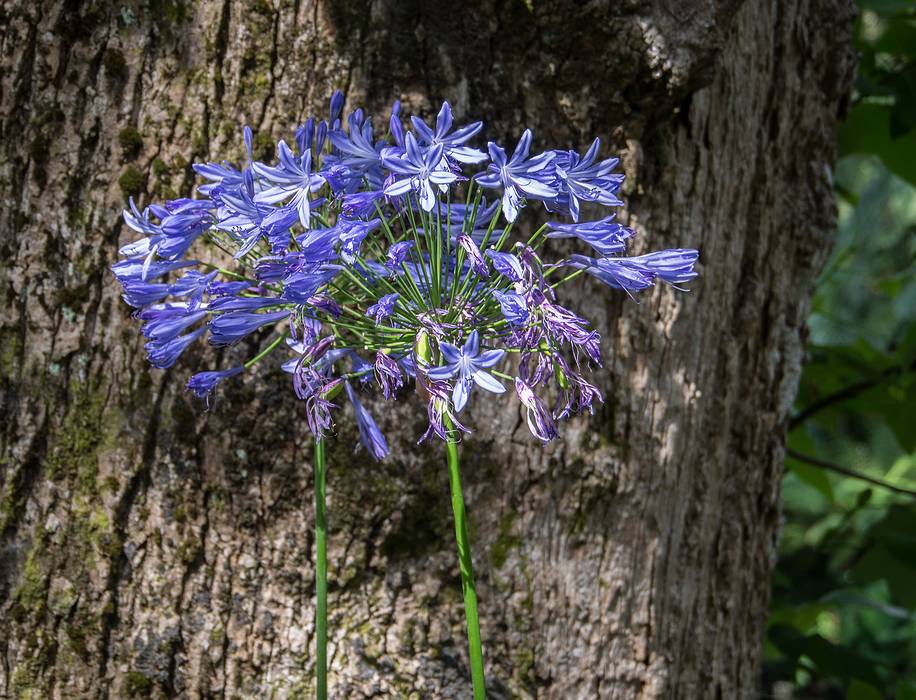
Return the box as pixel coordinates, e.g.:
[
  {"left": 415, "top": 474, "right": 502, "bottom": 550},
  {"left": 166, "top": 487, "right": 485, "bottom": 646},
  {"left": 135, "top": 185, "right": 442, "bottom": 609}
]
[{"left": 786, "top": 448, "right": 916, "bottom": 499}]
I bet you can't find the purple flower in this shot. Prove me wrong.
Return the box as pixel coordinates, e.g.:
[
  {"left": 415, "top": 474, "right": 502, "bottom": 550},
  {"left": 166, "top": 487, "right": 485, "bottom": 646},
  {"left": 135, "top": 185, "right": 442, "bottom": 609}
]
[
  {"left": 493, "top": 290, "right": 529, "bottom": 325},
  {"left": 344, "top": 382, "right": 389, "bottom": 461},
  {"left": 381, "top": 133, "right": 458, "bottom": 212},
  {"left": 566, "top": 249, "right": 698, "bottom": 292},
  {"left": 411, "top": 101, "right": 486, "bottom": 165},
  {"left": 193, "top": 127, "right": 252, "bottom": 198},
  {"left": 120, "top": 280, "right": 171, "bottom": 308},
  {"left": 329, "top": 90, "right": 345, "bottom": 126},
  {"left": 549, "top": 139, "right": 624, "bottom": 221},
  {"left": 515, "top": 378, "right": 558, "bottom": 443},
  {"left": 187, "top": 366, "right": 244, "bottom": 399},
  {"left": 485, "top": 249, "right": 524, "bottom": 283},
  {"left": 426, "top": 330, "right": 506, "bottom": 412},
  {"left": 295, "top": 225, "right": 343, "bottom": 263},
  {"left": 554, "top": 364, "right": 604, "bottom": 419},
  {"left": 207, "top": 296, "right": 280, "bottom": 312},
  {"left": 564, "top": 254, "right": 653, "bottom": 292},
  {"left": 301, "top": 335, "right": 336, "bottom": 364},
  {"left": 193, "top": 160, "right": 246, "bottom": 198},
  {"left": 475, "top": 130, "right": 557, "bottom": 222},
  {"left": 253, "top": 142, "right": 325, "bottom": 227},
  {"left": 367, "top": 293, "right": 399, "bottom": 325},
  {"left": 139, "top": 305, "right": 207, "bottom": 342},
  {"left": 349, "top": 352, "right": 374, "bottom": 384},
  {"left": 217, "top": 179, "right": 300, "bottom": 257},
  {"left": 326, "top": 111, "right": 385, "bottom": 190},
  {"left": 631, "top": 249, "right": 700, "bottom": 288},
  {"left": 306, "top": 381, "right": 340, "bottom": 436},
  {"left": 342, "top": 189, "right": 385, "bottom": 219},
  {"left": 208, "top": 310, "right": 289, "bottom": 346},
  {"left": 374, "top": 351, "right": 404, "bottom": 400},
  {"left": 112, "top": 90, "right": 699, "bottom": 450},
  {"left": 457, "top": 234, "right": 488, "bottom": 278},
  {"left": 111, "top": 257, "right": 195, "bottom": 284},
  {"left": 166, "top": 271, "right": 218, "bottom": 309},
  {"left": 546, "top": 215, "right": 634, "bottom": 255},
  {"left": 388, "top": 100, "right": 406, "bottom": 149},
  {"left": 279, "top": 266, "right": 340, "bottom": 304},
  {"left": 443, "top": 200, "right": 500, "bottom": 246},
  {"left": 417, "top": 376, "right": 471, "bottom": 443},
  {"left": 532, "top": 290, "right": 602, "bottom": 366},
  {"left": 307, "top": 293, "right": 342, "bottom": 318},
  {"left": 385, "top": 241, "right": 413, "bottom": 271},
  {"left": 337, "top": 217, "right": 381, "bottom": 263},
  {"left": 145, "top": 327, "right": 206, "bottom": 369}
]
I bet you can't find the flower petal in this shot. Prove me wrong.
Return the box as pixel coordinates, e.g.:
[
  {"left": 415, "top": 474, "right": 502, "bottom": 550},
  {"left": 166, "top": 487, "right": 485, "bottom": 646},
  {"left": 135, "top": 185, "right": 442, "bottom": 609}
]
[{"left": 472, "top": 370, "right": 505, "bottom": 394}]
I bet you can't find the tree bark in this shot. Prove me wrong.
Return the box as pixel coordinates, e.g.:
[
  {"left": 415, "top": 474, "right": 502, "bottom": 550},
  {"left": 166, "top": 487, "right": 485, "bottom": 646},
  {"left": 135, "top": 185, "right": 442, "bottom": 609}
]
[{"left": 0, "top": 1, "right": 855, "bottom": 698}]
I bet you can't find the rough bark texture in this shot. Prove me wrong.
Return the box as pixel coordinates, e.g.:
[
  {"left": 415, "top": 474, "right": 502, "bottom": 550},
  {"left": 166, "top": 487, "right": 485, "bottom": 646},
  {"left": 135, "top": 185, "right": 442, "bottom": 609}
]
[{"left": 0, "top": 1, "right": 855, "bottom": 698}]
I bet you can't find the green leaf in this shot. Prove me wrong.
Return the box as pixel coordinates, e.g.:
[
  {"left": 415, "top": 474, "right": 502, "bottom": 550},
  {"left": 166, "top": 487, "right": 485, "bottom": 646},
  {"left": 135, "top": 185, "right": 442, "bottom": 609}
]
[
  {"left": 838, "top": 104, "right": 916, "bottom": 186},
  {"left": 848, "top": 680, "right": 884, "bottom": 700},
  {"left": 851, "top": 546, "right": 916, "bottom": 609},
  {"left": 804, "top": 635, "right": 884, "bottom": 686},
  {"left": 786, "top": 456, "right": 835, "bottom": 501}
]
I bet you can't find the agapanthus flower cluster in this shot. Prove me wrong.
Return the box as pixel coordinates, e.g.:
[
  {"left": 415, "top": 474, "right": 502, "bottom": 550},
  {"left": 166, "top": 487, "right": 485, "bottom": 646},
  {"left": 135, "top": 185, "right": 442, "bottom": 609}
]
[{"left": 114, "top": 92, "right": 698, "bottom": 460}]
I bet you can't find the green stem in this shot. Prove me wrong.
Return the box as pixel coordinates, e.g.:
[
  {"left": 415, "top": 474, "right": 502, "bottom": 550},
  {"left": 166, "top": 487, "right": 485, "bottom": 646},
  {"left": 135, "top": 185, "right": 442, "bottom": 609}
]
[
  {"left": 443, "top": 416, "right": 486, "bottom": 699},
  {"left": 314, "top": 438, "right": 328, "bottom": 700}
]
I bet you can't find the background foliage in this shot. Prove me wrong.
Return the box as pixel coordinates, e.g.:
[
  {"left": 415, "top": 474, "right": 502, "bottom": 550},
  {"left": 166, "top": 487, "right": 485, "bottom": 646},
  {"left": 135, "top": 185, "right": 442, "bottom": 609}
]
[{"left": 763, "top": 1, "right": 916, "bottom": 697}]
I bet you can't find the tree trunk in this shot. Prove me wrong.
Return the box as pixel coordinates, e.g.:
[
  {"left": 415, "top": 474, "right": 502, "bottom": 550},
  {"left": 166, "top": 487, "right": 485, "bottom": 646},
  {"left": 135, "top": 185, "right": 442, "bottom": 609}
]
[{"left": 0, "top": 1, "right": 855, "bottom": 698}]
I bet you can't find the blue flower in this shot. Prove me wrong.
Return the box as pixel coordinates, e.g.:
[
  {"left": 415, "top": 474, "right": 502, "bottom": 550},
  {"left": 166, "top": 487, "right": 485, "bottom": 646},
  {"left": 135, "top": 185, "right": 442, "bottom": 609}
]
[
  {"left": 337, "top": 217, "right": 381, "bottom": 263},
  {"left": 566, "top": 249, "right": 698, "bottom": 292},
  {"left": 145, "top": 327, "right": 206, "bottom": 369},
  {"left": 281, "top": 266, "right": 340, "bottom": 304},
  {"left": 457, "top": 234, "right": 488, "bottom": 278},
  {"left": 253, "top": 142, "right": 325, "bottom": 227},
  {"left": 295, "top": 225, "right": 343, "bottom": 264},
  {"left": 630, "top": 249, "right": 700, "bottom": 288},
  {"left": 120, "top": 280, "right": 171, "bottom": 308},
  {"left": 493, "top": 290, "right": 529, "bottom": 325},
  {"left": 443, "top": 200, "right": 500, "bottom": 246},
  {"left": 548, "top": 139, "right": 624, "bottom": 221},
  {"left": 187, "top": 366, "right": 244, "bottom": 399},
  {"left": 411, "top": 101, "right": 486, "bottom": 165},
  {"left": 515, "top": 377, "right": 557, "bottom": 443},
  {"left": 112, "top": 257, "right": 194, "bottom": 283},
  {"left": 385, "top": 241, "right": 413, "bottom": 271},
  {"left": 139, "top": 304, "right": 207, "bottom": 342},
  {"left": 208, "top": 310, "right": 290, "bottom": 346},
  {"left": 341, "top": 189, "right": 386, "bottom": 219},
  {"left": 367, "top": 293, "right": 399, "bottom": 325},
  {"left": 475, "top": 130, "right": 557, "bottom": 222},
  {"left": 546, "top": 215, "right": 633, "bottom": 255},
  {"left": 170, "top": 270, "right": 218, "bottom": 306},
  {"left": 217, "top": 178, "right": 300, "bottom": 257},
  {"left": 381, "top": 133, "right": 458, "bottom": 212},
  {"left": 485, "top": 249, "right": 524, "bottom": 283},
  {"left": 426, "top": 330, "right": 506, "bottom": 412},
  {"left": 344, "top": 382, "right": 389, "bottom": 461},
  {"left": 374, "top": 351, "right": 404, "bottom": 399},
  {"left": 326, "top": 111, "right": 385, "bottom": 189},
  {"left": 329, "top": 89, "right": 345, "bottom": 126}
]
